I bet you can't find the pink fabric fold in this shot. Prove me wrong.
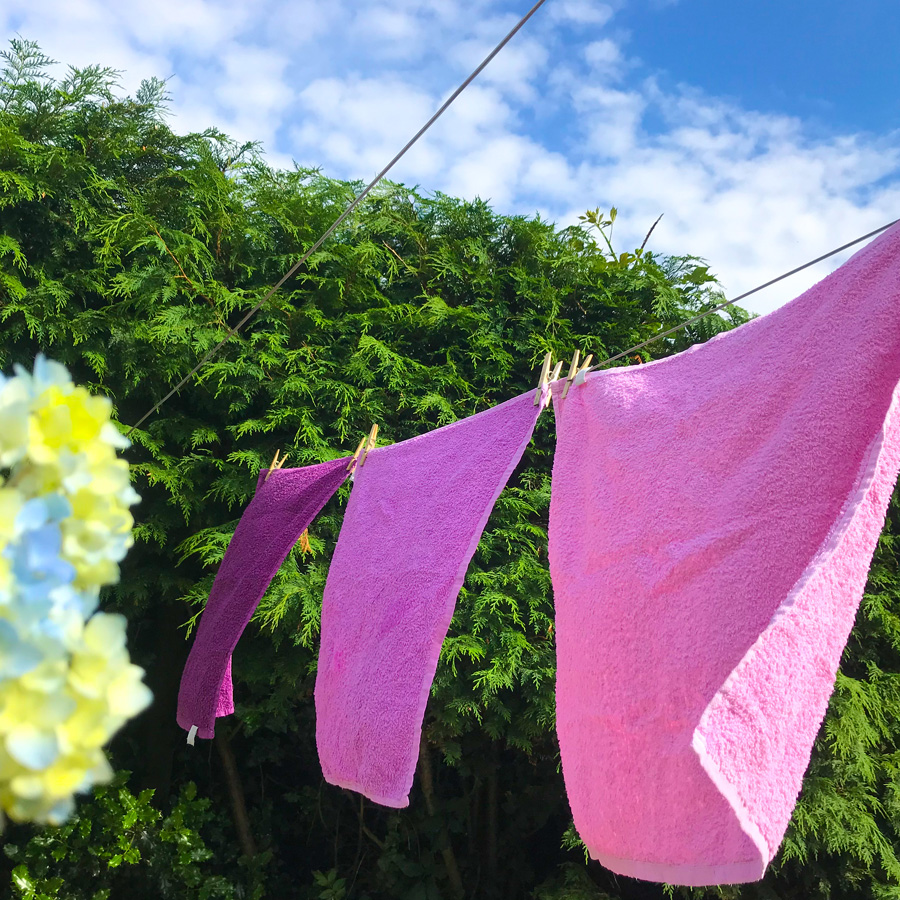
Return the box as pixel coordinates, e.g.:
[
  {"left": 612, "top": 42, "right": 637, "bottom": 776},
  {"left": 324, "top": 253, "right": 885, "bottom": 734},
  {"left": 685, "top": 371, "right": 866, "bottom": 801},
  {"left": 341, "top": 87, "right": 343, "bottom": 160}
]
[
  {"left": 548, "top": 223, "right": 900, "bottom": 885},
  {"left": 315, "top": 389, "right": 544, "bottom": 807},
  {"left": 177, "top": 458, "right": 350, "bottom": 739}
]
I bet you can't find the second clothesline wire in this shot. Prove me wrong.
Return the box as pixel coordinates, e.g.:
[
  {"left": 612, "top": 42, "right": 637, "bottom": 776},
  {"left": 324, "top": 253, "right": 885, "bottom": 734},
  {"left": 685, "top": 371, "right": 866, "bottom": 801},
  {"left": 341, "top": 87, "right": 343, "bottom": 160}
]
[{"left": 584, "top": 218, "right": 900, "bottom": 373}]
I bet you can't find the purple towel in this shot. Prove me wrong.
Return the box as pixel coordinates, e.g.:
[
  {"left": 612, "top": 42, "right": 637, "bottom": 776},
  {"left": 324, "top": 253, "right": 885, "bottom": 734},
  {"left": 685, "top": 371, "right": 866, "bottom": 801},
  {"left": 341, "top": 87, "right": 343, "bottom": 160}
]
[
  {"left": 315, "top": 389, "right": 545, "bottom": 806},
  {"left": 548, "top": 223, "right": 900, "bottom": 885},
  {"left": 177, "top": 458, "right": 349, "bottom": 739}
]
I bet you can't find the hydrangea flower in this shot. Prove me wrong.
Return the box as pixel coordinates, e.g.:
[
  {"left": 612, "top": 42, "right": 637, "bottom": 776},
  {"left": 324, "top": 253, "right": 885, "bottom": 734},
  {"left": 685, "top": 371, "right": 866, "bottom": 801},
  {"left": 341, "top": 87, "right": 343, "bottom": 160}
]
[{"left": 0, "top": 356, "right": 151, "bottom": 828}]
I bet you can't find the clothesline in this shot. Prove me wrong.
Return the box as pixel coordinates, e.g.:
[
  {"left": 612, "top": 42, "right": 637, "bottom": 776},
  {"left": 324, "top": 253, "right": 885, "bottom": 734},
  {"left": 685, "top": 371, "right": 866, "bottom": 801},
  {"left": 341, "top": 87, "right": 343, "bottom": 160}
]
[
  {"left": 120, "top": 0, "right": 897, "bottom": 434},
  {"left": 125, "top": 0, "right": 549, "bottom": 436},
  {"left": 128, "top": 189, "right": 899, "bottom": 433}
]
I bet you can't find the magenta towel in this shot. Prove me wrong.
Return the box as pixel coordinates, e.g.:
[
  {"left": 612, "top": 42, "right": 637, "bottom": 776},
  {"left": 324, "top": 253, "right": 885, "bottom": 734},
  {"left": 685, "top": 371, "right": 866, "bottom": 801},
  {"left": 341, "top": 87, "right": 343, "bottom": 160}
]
[
  {"left": 177, "top": 458, "right": 349, "bottom": 739},
  {"left": 548, "top": 223, "right": 900, "bottom": 886},
  {"left": 315, "top": 389, "right": 545, "bottom": 807}
]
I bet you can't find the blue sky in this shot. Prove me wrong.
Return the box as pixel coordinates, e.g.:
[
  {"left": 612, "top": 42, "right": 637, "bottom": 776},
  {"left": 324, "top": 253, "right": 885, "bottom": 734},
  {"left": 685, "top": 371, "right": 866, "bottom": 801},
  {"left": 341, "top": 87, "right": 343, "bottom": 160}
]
[
  {"left": 613, "top": 1, "right": 900, "bottom": 135},
  {"left": 2, "top": 0, "right": 898, "bottom": 315}
]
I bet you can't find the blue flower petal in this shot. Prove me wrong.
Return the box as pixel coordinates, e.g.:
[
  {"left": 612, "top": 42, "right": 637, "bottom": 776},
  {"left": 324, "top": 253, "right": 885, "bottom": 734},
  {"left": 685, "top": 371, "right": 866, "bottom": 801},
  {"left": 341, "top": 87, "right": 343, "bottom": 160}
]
[{"left": 6, "top": 727, "right": 60, "bottom": 770}]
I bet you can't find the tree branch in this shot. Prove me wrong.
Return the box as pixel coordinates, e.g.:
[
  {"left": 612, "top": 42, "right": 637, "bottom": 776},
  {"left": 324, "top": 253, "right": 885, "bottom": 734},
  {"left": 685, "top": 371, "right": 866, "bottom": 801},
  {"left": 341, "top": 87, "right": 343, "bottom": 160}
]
[
  {"left": 215, "top": 729, "right": 258, "bottom": 859},
  {"left": 151, "top": 225, "right": 226, "bottom": 327},
  {"left": 640, "top": 213, "right": 664, "bottom": 252}
]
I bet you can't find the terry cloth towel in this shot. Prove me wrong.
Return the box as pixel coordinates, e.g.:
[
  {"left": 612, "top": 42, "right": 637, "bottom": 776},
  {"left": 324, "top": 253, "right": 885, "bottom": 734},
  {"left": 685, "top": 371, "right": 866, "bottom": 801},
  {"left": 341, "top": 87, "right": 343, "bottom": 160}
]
[
  {"left": 548, "top": 222, "right": 900, "bottom": 886},
  {"left": 177, "top": 458, "right": 350, "bottom": 740},
  {"left": 315, "top": 388, "right": 545, "bottom": 807}
]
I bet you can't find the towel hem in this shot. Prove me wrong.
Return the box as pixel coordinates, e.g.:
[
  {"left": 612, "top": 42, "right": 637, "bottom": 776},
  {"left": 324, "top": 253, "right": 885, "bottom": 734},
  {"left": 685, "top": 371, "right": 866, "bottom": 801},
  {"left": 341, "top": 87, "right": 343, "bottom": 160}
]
[
  {"left": 321, "top": 773, "right": 410, "bottom": 809},
  {"left": 175, "top": 712, "right": 217, "bottom": 741},
  {"left": 693, "top": 377, "right": 900, "bottom": 868},
  {"left": 589, "top": 848, "right": 765, "bottom": 887},
  {"left": 691, "top": 730, "right": 770, "bottom": 878}
]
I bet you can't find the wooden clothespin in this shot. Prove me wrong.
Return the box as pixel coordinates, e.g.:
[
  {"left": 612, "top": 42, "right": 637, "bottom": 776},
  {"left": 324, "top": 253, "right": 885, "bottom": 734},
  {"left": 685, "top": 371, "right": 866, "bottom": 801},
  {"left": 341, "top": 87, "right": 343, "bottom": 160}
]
[
  {"left": 534, "top": 352, "right": 553, "bottom": 406},
  {"left": 264, "top": 449, "right": 287, "bottom": 482},
  {"left": 546, "top": 360, "right": 564, "bottom": 407},
  {"left": 573, "top": 354, "right": 593, "bottom": 387},
  {"left": 561, "top": 351, "right": 595, "bottom": 399},
  {"left": 358, "top": 424, "right": 379, "bottom": 469},
  {"left": 346, "top": 436, "right": 368, "bottom": 472},
  {"left": 561, "top": 350, "right": 581, "bottom": 399}
]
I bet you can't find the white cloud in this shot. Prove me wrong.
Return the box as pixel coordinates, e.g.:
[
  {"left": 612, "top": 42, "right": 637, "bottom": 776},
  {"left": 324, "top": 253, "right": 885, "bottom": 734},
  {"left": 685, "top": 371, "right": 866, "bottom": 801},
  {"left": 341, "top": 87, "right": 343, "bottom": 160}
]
[
  {"left": 449, "top": 28, "right": 550, "bottom": 102},
  {"left": 549, "top": 0, "right": 615, "bottom": 26},
  {"left": 258, "top": 0, "right": 339, "bottom": 48},
  {"left": 292, "top": 76, "right": 439, "bottom": 177},
  {"left": 0, "top": 0, "right": 897, "bottom": 317},
  {"left": 584, "top": 38, "right": 623, "bottom": 77},
  {"left": 441, "top": 84, "right": 515, "bottom": 139},
  {"left": 573, "top": 82, "right": 647, "bottom": 157},
  {"left": 120, "top": 0, "right": 251, "bottom": 53},
  {"left": 213, "top": 45, "right": 294, "bottom": 141},
  {"left": 354, "top": 6, "right": 422, "bottom": 44}
]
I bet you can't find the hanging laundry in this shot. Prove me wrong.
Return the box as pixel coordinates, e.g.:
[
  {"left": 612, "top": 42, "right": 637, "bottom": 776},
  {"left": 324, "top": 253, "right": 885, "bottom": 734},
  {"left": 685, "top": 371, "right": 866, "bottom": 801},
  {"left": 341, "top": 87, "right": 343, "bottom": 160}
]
[
  {"left": 177, "top": 457, "right": 350, "bottom": 740},
  {"left": 315, "top": 387, "right": 546, "bottom": 807},
  {"left": 548, "top": 222, "right": 900, "bottom": 886}
]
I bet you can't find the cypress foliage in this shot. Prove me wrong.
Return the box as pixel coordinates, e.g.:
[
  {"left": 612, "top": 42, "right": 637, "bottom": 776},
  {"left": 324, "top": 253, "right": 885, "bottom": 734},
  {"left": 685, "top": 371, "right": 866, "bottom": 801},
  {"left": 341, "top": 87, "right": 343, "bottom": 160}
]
[{"left": 1, "top": 39, "right": 898, "bottom": 900}]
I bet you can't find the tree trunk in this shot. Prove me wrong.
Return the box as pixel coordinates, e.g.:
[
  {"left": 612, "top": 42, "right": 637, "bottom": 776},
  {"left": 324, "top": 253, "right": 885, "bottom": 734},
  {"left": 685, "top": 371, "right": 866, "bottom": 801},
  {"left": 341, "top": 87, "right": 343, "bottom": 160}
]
[
  {"left": 418, "top": 734, "right": 465, "bottom": 898},
  {"left": 216, "top": 729, "right": 258, "bottom": 858}
]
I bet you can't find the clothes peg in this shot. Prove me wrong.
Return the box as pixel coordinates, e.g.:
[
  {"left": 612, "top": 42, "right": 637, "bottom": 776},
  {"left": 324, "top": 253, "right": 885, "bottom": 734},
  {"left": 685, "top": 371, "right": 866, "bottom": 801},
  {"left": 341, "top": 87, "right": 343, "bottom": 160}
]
[
  {"left": 573, "top": 354, "right": 594, "bottom": 387},
  {"left": 534, "top": 352, "right": 553, "bottom": 406},
  {"left": 347, "top": 436, "right": 367, "bottom": 472},
  {"left": 264, "top": 449, "right": 287, "bottom": 482},
  {"left": 561, "top": 350, "right": 581, "bottom": 399},
  {"left": 358, "top": 424, "right": 379, "bottom": 468},
  {"left": 545, "top": 360, "right": 565, "bottom": 408}
]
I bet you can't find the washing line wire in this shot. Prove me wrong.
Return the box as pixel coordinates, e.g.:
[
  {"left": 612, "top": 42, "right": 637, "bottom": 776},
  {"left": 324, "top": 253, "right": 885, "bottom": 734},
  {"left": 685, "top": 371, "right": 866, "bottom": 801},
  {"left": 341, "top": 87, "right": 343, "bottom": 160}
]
[
  {"left": 126, "top": 0, "right": 549, "bottom": 435},
  {"left": 585, "top": 218, "right": 900, "bottom": 373}
]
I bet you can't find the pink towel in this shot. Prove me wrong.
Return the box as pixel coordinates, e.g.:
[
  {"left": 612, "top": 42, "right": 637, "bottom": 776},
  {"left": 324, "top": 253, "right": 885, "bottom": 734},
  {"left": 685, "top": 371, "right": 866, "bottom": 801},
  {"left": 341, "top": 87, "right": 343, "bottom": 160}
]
[
  {"left": 548, "top": 223, "right": 900, "bottom": 886},
  {"left": 177, "top": 458, "right": 349, "bottom": 739},
  {"left": 315, "top": 389, "right": 545, "bottom": 806}
]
